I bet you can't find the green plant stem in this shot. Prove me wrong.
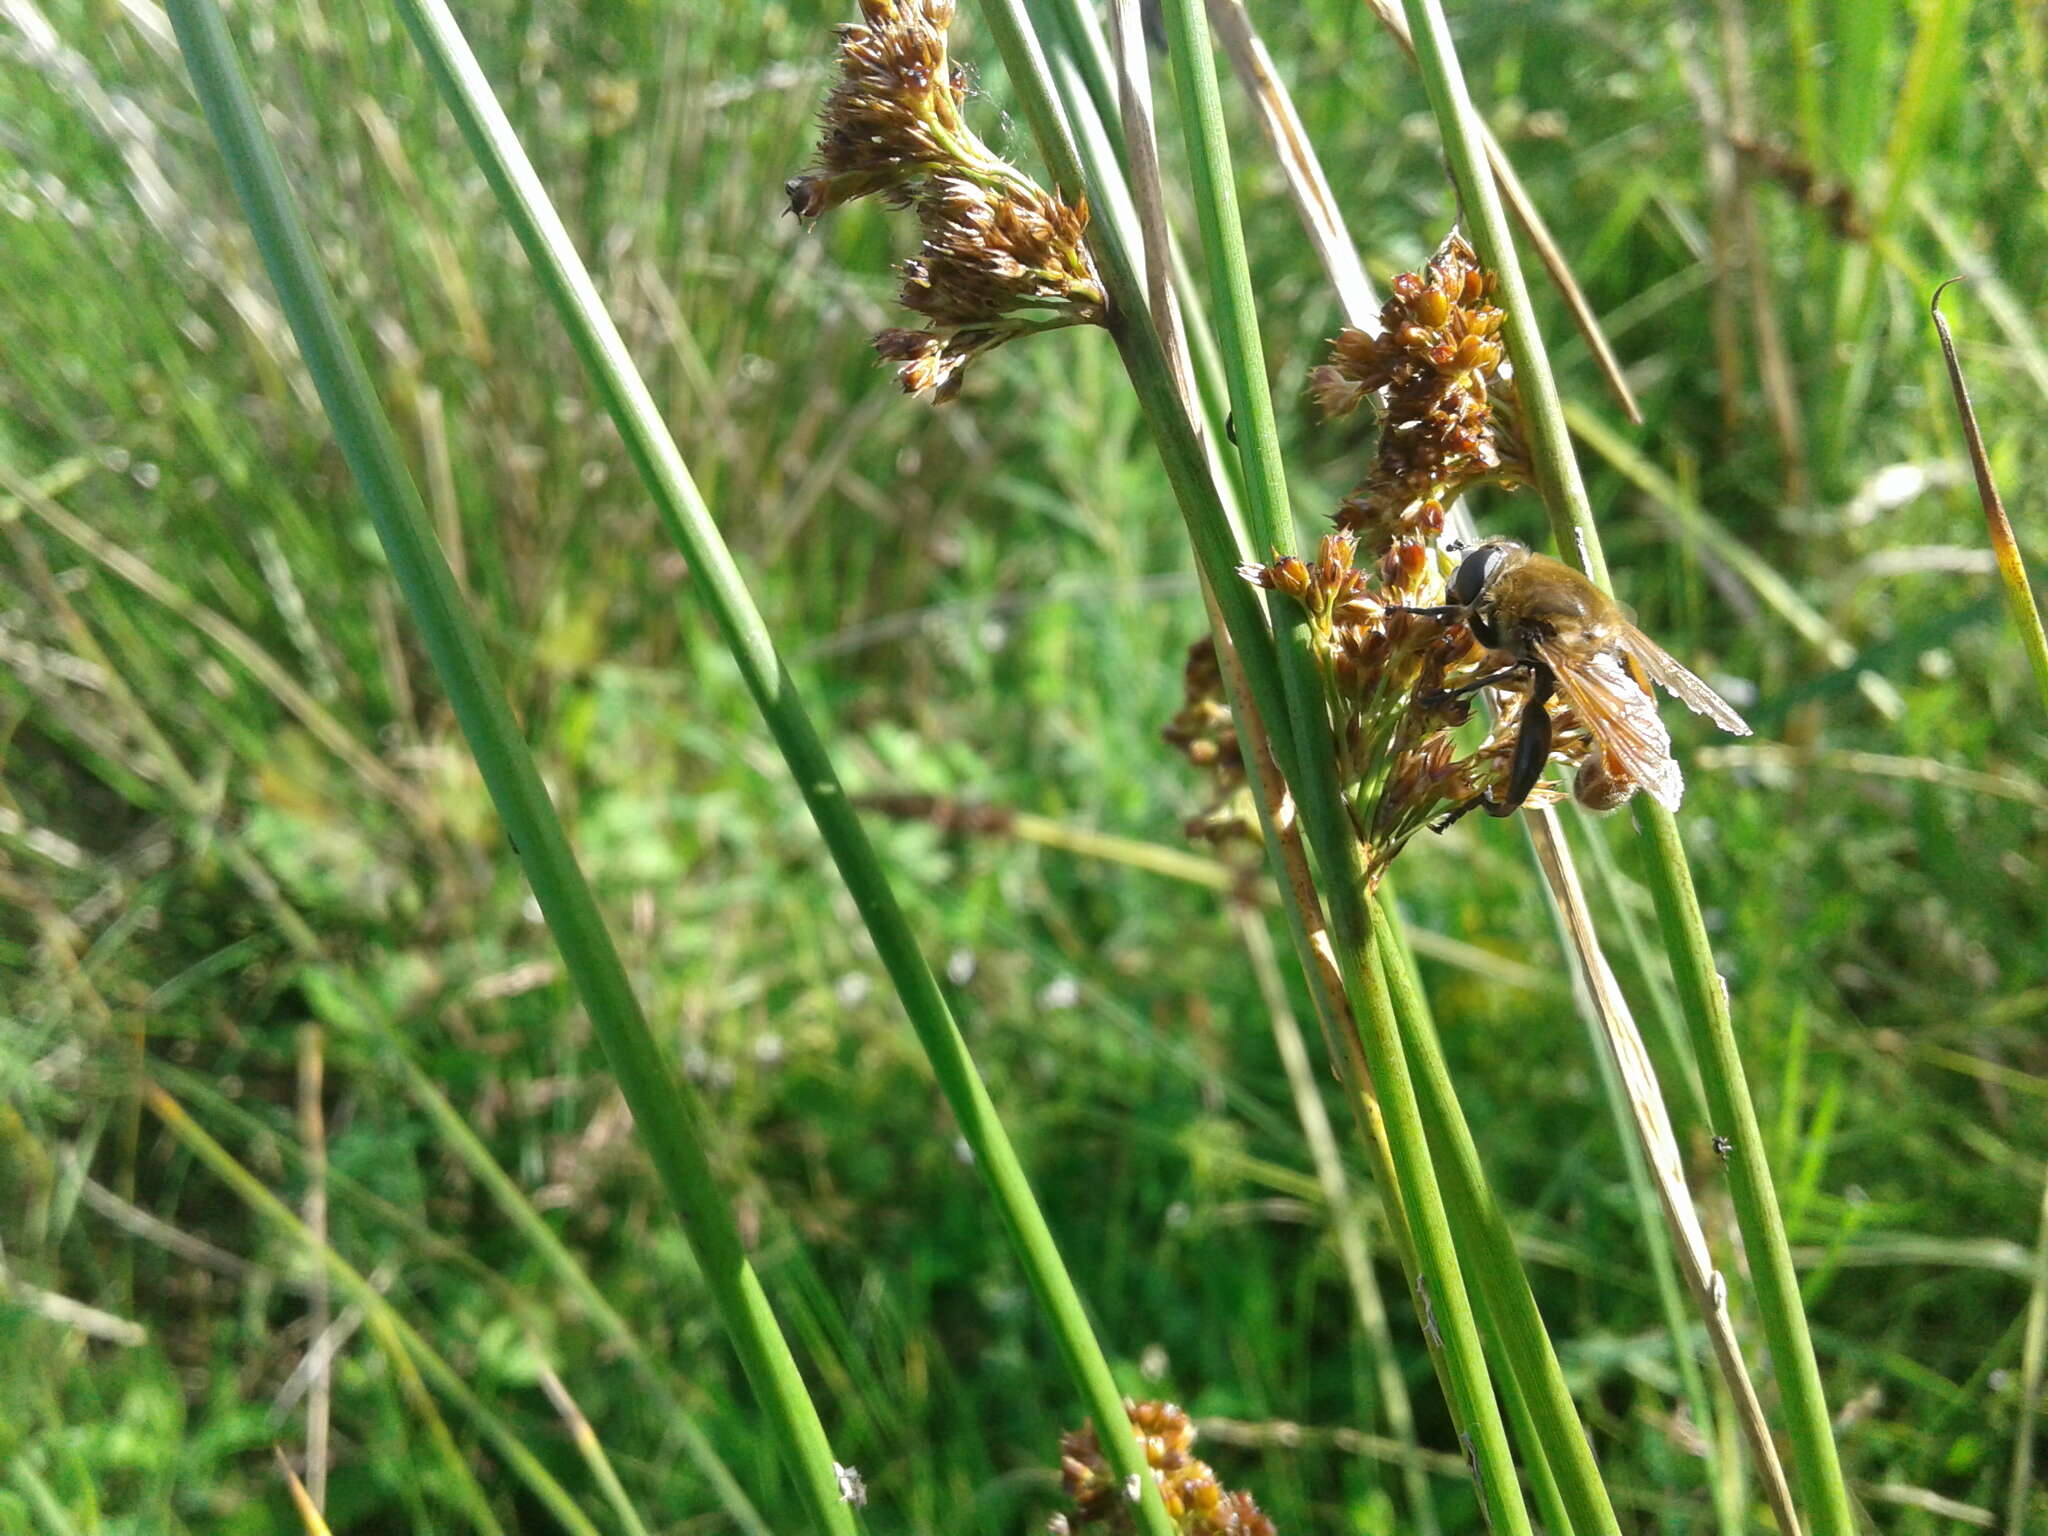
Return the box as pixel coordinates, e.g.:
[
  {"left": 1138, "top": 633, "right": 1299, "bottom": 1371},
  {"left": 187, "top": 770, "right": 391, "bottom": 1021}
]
[
  {"left": 1153, "top": 4, "right": 1532, "bottom": 1531},
  {"left": 974, "top": 0, "right": 1301, "bottom": 793},
  {"left": 379, "top": 5, "right": 1176, "bottom": 1532},
  {"left": 162, "top": 6, "right": 858, "bottom": 1529},
  {"left": 1233, "top": 903, "right": 1438, "bottom": 1536},
  {"left": 1344, "top": 908, "right": 1529, "bottom": 1536},
  {"left": 1374, "top": 897, "right": 1622, "bottom": 1536},
  {"left": 2009, "top": 1170, "right": 2048, "bottom": 1535},
  {"left": 1396, "top": 3, "right": 1855, "bottom": 1531}
]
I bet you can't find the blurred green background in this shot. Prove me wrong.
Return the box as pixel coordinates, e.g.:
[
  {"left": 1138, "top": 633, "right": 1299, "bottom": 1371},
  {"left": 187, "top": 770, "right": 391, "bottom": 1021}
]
[{"left": 2, "top": 1, "right": 2044, "bottom": 1531}]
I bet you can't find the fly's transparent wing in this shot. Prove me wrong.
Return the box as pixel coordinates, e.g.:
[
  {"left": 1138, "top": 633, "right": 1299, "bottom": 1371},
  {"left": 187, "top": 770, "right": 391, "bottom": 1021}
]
[
  {"left": 1617, "top": 624, "right": 1752, "bottom": 736},
  {"left": 1539, "top": 643, "right": 1683, "bottom": 811}
]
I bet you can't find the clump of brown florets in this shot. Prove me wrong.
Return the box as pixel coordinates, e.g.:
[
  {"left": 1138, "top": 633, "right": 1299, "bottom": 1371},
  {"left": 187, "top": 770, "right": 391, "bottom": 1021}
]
[
  {"left": 1310, "top": 233, "right": 1527, "bottom": 543},
  {"left": 1054, "top": 1401, "right": 1276, "bottom": 1536},
  {"left": 1161, "top": 637, "right": 1258, "bottom": 848},
  {"left": 789, "top": 0, "right": 1104, "bottom": 401},
  {"left": 1162, "top": 236, "right": 1593, "bottom": 878},
  {"left": 1237, "top": 531, "right": 1589, "bottom": 881}
]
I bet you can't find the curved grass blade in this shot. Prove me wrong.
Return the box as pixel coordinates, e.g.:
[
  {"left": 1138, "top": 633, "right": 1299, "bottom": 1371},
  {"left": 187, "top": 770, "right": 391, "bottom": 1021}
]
[
  {"left": 160, "top": 5, "right": 860, "bottom": 1528},
  {"left": 376, "top": 5, "right": 1179, "bottom": 1531},
  {"left": 1394, "top": 2, "right": 1857, "bottom": 1530},
  {"left": 1929, "top": 279, "right": 2048, "bottom": 716}
]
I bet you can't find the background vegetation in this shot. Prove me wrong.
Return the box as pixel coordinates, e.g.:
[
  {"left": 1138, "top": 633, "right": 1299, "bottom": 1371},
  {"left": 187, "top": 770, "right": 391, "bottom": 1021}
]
[{"left": 3, "top": 1, "right": 2044, "bottom": 1531}]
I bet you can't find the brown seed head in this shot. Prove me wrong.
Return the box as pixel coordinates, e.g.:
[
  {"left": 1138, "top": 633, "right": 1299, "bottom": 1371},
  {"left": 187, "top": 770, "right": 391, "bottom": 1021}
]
[
  {"left": 793, "top": 0, "right": 1103, "bottom": 399},
  {"left": 1054, "top": 1401, "right": 1278, "bottom": 1535}
]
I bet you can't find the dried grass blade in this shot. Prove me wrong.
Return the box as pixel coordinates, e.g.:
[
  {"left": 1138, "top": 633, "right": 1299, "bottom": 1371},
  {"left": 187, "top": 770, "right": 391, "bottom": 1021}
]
[{"left": 1525, "top": 812, "right": 1802, "bottom": 1536}]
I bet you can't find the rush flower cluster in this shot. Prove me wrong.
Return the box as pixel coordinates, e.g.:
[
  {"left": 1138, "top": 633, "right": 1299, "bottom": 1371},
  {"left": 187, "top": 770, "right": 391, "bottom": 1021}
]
[
  {"left": 789, "top": 0, "right": 1105, "bottom": 400},
  {"left": 1310, "top": 232, "right": 1527, "bottom": 541},
  {"left": 1160, "top": 637, "right": 1256, "bottom": 847},
  {"left": 1166, "top": 236, "right": 1600, "bottom": 881},
  {"left": 1241, "top": 530, "right": 1594, "bottom": 883},
  {"left": 1053, "top": 1401, "right": 1276, "bottom": 1536}
]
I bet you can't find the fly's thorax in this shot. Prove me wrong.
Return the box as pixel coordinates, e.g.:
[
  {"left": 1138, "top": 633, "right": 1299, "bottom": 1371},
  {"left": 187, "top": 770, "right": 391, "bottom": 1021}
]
[{"left": 1486, "top": 555, "right": 1619, "bottom": 657}]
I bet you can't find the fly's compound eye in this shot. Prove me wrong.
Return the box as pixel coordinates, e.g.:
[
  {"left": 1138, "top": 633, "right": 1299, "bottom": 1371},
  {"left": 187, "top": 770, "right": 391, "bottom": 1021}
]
[{"left": 1448, "top": 544, "right": 1507, "bottom": 610}]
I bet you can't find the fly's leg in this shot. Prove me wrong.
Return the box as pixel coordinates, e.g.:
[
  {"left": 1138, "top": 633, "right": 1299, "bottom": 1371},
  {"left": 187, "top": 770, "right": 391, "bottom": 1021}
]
[
  {"left": 1418, "top": 660, "right": 1531, "bottom": 709},
  {"left": 1387, "top": 604, "right": 1467, "bottom": 625},
  {"left": 1487, "top": 664, "right": 1555, "bottom": 816},
  {"left": 1428, "top": 795, "right": 1488, "bottom": 834}
]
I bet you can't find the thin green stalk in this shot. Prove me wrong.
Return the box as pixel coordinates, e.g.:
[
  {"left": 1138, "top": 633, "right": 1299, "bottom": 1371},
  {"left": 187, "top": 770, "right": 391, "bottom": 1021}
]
[
  {"left": 996, "top": 0, "right": 1536, "bottom": 1526},
  {"left": 1374, "top": 897, "right": 1623, "bottom": 1536},
  {"left": 1233, "top": 903, "right": 1438, "bottom": 1536},
  {"left": 146, "top": 1085, "right": 602, "bottom": 1536},
  {"left": 974, "top": 0, "right": 1303, "bottom": 795},
  {"left": 1930, "top": 280, "right": 2048, "bottom": 717},
  {"left": 162, "top": 6, "right": 858, "bottom": 1529},
  {"left": 1156, "top": 4, "right": 1530, "bottom": 1531},
  {"left": 1349, "top": 909, "right": 1530, "bottom": 1536},
  {"left": 379, "top": 5, "right": 1175, "bottom": 1531},
  {"left": 1396, "top": 3, "right": 1855, "bottom": 1531},
  {"left": 2009, "top": 1170, "right": 2048, "bottom": 1535}
]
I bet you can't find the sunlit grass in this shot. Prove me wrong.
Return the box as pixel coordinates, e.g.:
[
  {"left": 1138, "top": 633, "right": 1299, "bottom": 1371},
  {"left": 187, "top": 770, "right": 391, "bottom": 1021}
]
[{"left": 3, "top": 2, "right": 2045, "bottom": 1533}]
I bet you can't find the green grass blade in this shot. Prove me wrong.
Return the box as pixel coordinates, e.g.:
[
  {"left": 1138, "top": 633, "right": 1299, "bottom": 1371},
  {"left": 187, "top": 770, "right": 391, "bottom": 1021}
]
[
  {"left": 160, "top": 5, "right": 859, "bottom": 1529},
  {"left": 145, "top": 1086, "right": 603, "bottom": 1536},
  {"left": 376, "top": 6, "right": 1177, "bottom": 1532},
  {"left": 1929, "top": 281, "right": 2048, "bottom": 717},
  {"left": 1396, "top": 2, "right": 1856, "bottom": 1532}
]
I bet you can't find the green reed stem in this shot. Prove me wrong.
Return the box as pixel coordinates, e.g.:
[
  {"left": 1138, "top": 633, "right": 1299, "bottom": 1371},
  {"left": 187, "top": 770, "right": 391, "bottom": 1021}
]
[
  {"left": 1373, "top": 897, "right": 1622, "bottom": 1536},
  {"left": 1154, "top": 4, "right": 1534, "bottom": 1531},
  {"left": 1348, "top": 907, "right": 1531, "bottom": 1536},
  {"left": 378, "top": 5, "right": 1175, "bottom": 1531},
  {"left": 974, "top": 0, "right": 1301, "bottom": 793},
  {"left": 985, "top": 1, "right": 1533, "bottom": 1526},
  {"left": 1395, "top": 5, "right": 1856, "bottom": 1531},
  {"left": 163, "top": 6, "right": 858, "bottom": 1529},
  {"left": 1930, "top": 280, "right": 2048, "bottom": 717}
]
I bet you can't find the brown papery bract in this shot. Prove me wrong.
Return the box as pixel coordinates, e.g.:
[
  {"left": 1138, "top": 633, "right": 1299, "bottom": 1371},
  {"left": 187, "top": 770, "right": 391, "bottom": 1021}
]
[{"left": 790, "top": 0, "right": 1103, "bottom": 399}]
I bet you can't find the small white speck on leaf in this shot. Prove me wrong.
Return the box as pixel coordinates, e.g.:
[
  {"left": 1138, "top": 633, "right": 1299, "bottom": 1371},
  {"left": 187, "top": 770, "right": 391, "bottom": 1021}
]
[{"left": 833, "top": 1462, "right": 867, "bottom": 1507}]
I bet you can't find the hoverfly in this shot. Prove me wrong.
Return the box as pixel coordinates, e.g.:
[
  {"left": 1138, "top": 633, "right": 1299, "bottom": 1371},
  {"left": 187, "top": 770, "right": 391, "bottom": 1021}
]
[{"left": 1402, "top": 539, "right": 1751, "bottom": 819}]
